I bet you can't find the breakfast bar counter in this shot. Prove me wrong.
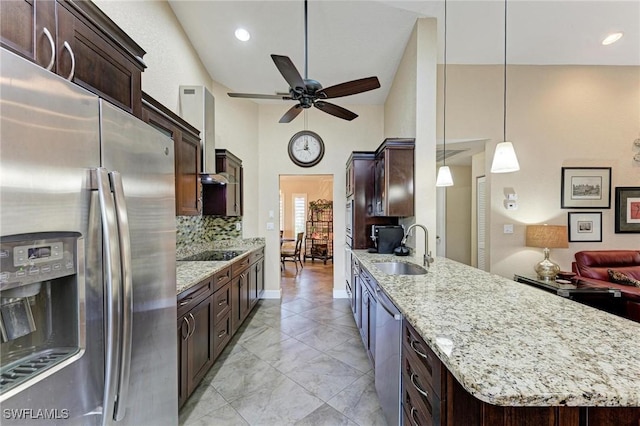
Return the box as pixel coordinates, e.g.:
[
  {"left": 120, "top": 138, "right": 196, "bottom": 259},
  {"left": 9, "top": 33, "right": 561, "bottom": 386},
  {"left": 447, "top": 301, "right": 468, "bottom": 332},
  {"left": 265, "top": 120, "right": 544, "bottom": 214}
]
[{"left": 352, "top": 250, "right": 640, "bottom": 408}]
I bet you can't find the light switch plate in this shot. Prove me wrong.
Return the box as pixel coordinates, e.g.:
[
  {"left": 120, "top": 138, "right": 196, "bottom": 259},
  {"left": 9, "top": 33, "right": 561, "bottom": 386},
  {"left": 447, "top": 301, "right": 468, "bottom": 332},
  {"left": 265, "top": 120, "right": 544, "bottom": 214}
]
[
  {"left": 266, "top": 222, "right": 275, "bottom": 230},
  {"left": 504, "top": 224, "right": 514, "bottom": 234},
  {"left": 235, "top": 222, "right": 242, "bottom": 231}
]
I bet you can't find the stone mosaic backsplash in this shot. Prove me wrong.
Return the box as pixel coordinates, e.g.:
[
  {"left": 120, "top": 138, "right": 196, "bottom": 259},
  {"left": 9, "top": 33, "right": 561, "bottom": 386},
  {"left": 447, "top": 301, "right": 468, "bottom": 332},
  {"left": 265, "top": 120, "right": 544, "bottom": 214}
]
[{"left": 176, "top": 215, "right": 242, "bottom": 250}]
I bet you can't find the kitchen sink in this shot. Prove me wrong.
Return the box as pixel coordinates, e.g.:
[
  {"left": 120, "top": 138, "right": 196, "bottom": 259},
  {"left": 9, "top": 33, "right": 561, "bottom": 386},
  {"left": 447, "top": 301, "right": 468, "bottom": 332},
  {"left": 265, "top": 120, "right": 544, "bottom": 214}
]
[
  {"left": 180, "top": 250, "right": 244, "bottom": 261},
  {"left": 373, "top": 262, "right": 427, "bottom": 275}
]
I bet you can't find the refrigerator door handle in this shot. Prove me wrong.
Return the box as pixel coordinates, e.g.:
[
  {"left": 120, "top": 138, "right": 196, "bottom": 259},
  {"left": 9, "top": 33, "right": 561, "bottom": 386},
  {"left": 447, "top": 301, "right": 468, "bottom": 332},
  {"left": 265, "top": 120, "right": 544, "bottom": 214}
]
[
  {"left": 109, "top": 171, "right": 133, "bottom": 421},
  {"left": 96, "top": 167, "right": 122, "bottom": 425}
]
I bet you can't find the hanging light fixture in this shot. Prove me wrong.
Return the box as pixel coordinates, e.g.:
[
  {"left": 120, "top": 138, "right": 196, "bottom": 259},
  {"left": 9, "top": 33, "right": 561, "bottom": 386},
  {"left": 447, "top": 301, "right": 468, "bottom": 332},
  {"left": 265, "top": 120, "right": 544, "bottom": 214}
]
[
  {"left": 436, "top": 0, "right": 454, "bottom": 187},
  {"left": 490, "top": 0, "right": 520, "bottom": 174}
]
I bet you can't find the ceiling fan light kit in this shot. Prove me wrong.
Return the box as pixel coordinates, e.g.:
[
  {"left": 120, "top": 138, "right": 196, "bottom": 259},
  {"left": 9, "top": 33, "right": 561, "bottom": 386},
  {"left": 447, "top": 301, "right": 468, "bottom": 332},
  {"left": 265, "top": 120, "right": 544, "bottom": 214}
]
[{"left": 227, "top": 0, "right": 381, "bottom": 123}]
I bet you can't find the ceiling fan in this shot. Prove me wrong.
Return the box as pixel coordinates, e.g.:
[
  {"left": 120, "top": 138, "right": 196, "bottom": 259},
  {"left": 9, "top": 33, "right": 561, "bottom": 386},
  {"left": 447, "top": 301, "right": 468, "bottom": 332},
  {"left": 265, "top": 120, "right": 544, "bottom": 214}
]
[{"left": 227, "top": 0, "right": 381, "bottom": 123}]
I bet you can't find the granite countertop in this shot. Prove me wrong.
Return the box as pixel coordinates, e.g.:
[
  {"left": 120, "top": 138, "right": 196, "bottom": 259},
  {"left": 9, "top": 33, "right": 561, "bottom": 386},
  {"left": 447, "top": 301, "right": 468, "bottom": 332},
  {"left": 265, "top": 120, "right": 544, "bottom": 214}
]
[
  {"left": 176, "top": 238, "right": 265, "bottom": 294},
  {"left": 352, "top": 250, "right": 640, "bottom": 407}
]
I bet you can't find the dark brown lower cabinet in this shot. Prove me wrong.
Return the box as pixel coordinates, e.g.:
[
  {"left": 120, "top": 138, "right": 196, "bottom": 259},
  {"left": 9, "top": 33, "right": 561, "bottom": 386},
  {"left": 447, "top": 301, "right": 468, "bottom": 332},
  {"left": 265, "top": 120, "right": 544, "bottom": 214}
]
[
  {"left": 177, "top": 293, "right": 214, "bottom": 408},
  {"left": 178, "top": 248, "right": 265, "bottom": 409},
  {"left": 402, "top": 320, "right": 640, "bottom": 426}
]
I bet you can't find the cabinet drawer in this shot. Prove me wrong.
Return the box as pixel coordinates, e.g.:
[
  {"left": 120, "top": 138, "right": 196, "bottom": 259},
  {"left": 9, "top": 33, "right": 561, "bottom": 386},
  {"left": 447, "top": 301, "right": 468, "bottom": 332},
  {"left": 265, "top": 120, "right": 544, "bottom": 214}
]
[
  {"left": 403, "top": 321, "right": 443, "bottom": 397},
  {"left": 213, "top": 266, "right": 231, "bottom": 292},
  {"left": 403, "top": 353, "right": 441, "bottom": 425},
  {"left": 231, "top": 255, "right": 251, "bottom": 276},
  {"left": 213, "top": 282, "right": 231, "bottom": 323},
  {"left": 213, "top": 311, "right": 232, "bottom": 360},
  {"left": 177, "top": 277, "right": 213, "bottom": 318},
  {"left": 403, "top": 382, "right": 441, "bottom": 426},
  {"left": 250, "top": 248, "right": 264, "bottom": 264}
]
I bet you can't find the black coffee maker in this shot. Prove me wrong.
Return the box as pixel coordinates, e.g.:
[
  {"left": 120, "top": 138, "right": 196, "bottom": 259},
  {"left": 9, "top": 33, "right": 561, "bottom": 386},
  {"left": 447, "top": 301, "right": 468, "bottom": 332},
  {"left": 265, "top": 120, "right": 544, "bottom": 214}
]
[{"left": 370, "top": 225, "right": 404, "bottom": 254}]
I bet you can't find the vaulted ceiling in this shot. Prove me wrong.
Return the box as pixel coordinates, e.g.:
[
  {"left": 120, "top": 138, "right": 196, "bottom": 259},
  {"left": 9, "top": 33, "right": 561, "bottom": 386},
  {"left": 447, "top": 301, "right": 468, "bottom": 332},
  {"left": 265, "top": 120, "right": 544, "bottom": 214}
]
[{"left": 168, "top": 0, "right": 639, "bottom": 106}]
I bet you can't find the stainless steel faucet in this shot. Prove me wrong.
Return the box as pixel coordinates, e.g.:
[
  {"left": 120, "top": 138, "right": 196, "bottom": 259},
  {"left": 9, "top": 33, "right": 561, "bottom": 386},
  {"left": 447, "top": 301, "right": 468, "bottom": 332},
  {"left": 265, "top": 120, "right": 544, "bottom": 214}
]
[{"left": 401, "top": 223, "right": 434, "bottom": 267}]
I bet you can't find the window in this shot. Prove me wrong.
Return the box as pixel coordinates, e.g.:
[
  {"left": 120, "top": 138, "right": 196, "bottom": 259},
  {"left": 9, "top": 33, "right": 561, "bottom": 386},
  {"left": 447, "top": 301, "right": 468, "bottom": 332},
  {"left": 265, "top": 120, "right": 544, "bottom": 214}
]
[{"left": 292, "top": 193, "right": 307, "bottom": 236}]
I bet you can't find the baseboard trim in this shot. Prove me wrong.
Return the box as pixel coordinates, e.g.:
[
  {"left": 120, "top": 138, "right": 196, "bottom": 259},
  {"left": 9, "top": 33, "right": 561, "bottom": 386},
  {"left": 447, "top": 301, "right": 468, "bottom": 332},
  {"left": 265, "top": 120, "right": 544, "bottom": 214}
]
[
  {"left": 333, "top": 289, "right": 349, "bottom": 299},
  {"left": 261, "top": 289, "right": 282, "bottom": 299}
]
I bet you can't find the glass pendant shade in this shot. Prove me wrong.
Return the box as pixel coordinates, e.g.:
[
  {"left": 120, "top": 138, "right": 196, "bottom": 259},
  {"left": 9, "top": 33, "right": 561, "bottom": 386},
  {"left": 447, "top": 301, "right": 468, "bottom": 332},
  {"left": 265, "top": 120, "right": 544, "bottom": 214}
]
[
  {"left": 490, "top": 141, "right": 520, "bottom": 173},
  {"left": 436, "top": 166, "right": 454, "bottom": 187}
]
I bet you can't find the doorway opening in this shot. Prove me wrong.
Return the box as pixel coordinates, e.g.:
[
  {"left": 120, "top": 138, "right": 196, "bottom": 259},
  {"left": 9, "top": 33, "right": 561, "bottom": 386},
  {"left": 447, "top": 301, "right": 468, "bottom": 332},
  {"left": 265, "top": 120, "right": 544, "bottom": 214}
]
[{"left": 279, "top": 174, "right": 334, "bottom": 291}]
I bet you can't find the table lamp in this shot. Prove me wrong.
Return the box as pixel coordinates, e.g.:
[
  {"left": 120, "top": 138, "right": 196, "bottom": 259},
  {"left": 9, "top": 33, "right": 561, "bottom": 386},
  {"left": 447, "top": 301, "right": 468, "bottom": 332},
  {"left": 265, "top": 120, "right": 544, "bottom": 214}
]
[{"left": 525, "top": 225, "right": 569, "bottom": 281}]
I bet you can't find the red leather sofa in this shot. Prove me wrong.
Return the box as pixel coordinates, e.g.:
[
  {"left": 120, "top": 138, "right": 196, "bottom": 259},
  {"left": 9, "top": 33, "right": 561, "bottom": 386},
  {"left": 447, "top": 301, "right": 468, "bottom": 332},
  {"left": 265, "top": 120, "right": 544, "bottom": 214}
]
[{"left": 572, "top": 250, "right": 640, "bottom": 322}]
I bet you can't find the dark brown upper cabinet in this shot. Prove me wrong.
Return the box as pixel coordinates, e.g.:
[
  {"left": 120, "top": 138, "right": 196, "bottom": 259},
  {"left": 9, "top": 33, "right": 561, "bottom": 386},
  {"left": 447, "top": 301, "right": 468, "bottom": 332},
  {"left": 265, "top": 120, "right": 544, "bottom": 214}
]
[
  {"left": 1, "top": 0, "right": 146, "bottom": 118},
  {"left": 202, "top": 149, "right": 243, "bottom": 217},
  {"left": 142, "top": 92, "right": 201, "bottom": 216},
  {"left": 373, "top": 138, "right": 415, "bottom": 217}
]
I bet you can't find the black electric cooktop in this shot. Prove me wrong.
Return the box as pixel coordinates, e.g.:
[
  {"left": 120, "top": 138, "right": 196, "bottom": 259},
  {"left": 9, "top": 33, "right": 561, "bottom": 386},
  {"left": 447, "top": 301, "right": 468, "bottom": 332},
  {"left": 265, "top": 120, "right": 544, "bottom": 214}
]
[{"left": 180, "top": 250, "right": 244, "bottom": 261}]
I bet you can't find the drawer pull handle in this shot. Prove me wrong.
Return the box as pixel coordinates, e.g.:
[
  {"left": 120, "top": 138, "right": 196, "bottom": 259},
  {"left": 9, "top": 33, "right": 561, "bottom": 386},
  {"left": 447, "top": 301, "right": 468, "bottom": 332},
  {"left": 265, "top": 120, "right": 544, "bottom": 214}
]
[
  {"left": 179, "top": 298, "right": 193, "bottom": 306},
  {"left": 62, "top": 41, "right": 75, "bottom": 81},
  {"left": 410, "top": 407, "right": 420, "bottom": 426},
  {"left": 182, "top": 317, "right": 191, "bottom": 340},
  {"left": 218, "top": 299, "right": 227, "bottom": 306},
  {"left": 218, "top": 330, "right": 227, "bottom": 338},
  {"left": 188, "top": 313, "right": 196, "bottom": 338},
  {"left": 42, "top": 27, "right": 55, "bottom": 71},
  {"left": 410, "top": 339, "right": 431, "bottom": 363},
  {"left": 410, "top": 373, "right": 429, "bottom": 399}
]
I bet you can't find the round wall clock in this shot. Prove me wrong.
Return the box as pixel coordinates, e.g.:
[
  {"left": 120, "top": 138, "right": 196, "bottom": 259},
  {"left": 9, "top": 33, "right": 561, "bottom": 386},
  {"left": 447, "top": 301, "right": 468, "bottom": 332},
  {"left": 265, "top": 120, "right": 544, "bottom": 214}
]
[{"left": 287, "top": 130, "right": 325, "bottom": 167}]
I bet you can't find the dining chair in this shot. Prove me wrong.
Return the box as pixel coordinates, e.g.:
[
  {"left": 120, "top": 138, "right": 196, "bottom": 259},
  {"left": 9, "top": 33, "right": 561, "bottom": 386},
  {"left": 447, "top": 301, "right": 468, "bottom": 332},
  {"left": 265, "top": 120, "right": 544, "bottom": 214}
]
[{"left": 281, "top": 232, "right": 304, "bottom": 272}]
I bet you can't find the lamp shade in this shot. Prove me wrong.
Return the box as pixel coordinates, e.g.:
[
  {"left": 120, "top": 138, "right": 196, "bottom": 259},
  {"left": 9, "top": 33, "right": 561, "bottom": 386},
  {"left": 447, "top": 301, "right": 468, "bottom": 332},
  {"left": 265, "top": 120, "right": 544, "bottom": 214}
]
[
  {"left": 525, "top": 225, "right": 569, "bottom": 249},
  {"left": 436, "top": 166, "right": 454, "bottom": 187},
  {"left": 491, "top": 141, "right": 520, "bottom": 173}
]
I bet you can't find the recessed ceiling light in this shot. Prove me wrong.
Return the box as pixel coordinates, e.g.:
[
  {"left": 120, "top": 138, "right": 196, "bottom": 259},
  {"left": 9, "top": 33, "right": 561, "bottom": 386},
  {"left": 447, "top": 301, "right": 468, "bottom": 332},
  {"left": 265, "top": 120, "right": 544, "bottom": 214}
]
[
  {"left": 602, "top": 32, "right": 623, "bottom": 45},
  {"left": 235, "top": 28, "right": 250, "bottom": 42}
]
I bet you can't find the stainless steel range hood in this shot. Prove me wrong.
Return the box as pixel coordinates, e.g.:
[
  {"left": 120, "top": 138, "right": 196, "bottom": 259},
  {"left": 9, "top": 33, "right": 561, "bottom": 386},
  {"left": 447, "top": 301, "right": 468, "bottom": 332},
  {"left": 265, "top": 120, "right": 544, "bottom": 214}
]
[{"left": 179, "top": 86, "right": 217, "bottom": 182}]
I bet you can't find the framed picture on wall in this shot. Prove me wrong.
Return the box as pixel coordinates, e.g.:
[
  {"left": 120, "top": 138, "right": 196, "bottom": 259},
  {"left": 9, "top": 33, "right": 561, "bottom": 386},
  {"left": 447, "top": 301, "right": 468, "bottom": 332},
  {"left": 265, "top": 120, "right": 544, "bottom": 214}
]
[
  {"left": 615, "top": 186, "right": 640, "bottom": 233},
  {"left": 561, "top": 167, "right": 611, "bottom": 209},
  {"left": 568, "top": 212, "right": 602, "bottom": 242}
]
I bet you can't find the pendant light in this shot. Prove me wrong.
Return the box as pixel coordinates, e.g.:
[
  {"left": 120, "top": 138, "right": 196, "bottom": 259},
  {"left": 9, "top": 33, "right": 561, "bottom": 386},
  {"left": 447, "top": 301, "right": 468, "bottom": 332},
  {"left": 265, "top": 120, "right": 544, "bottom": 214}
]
[
  {"left": 436, "top": 0, "right": 454, "bottom": 187},
  {"left": 490, "top": 0, "right": 520, "bottom": 174}
]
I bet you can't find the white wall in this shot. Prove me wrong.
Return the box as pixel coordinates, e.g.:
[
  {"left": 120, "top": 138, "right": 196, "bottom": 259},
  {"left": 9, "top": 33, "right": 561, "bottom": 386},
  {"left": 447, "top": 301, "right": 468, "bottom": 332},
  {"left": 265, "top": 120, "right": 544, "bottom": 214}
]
[
  {"left": 442, "top": 64, "right": 640, "bottom": 278},
  {"left": 384, "top": 18, "right": 438, "bottom": 260},
  {"left": 446, "top": 166, "right": 472, "bottom": 265},
  {"left": 94, "top": 0, "right": 261, "bottom": 237},
  {"left": 258, "top": 106, "right": 384, "bottom": 298}
]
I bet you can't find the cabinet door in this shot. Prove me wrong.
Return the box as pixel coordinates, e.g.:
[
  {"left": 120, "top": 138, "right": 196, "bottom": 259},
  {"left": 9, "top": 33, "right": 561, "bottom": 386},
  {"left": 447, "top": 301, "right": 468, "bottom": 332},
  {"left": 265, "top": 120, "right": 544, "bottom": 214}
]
[
  {"left": 256, "top": 258, "right": 265, "bottom": 298},
  {"left": 176, "top": 131, "right": 201, "bottom": 215},
  {"left": 248, "top": 261, "right": 259, "bottom": 309},
  {"left": 230, "top": 276, "right": 240, "bottom": 335},
  {"left": 186, "top": 295, "right": 214, "bottom": 396},
  {"left": 142, "top": 98, "right": 201, "bottom": 216},
  {"left": 374, "top": 157, "right": 385, "bottom": 216},
  {"left": 56, "top": 2, "right": 143, "bottom": 117},
  {"left": 239, "top": 270, "right": 250, "bottom": 321},
  {"left": 177, "top": 317, "right": 189, "bottom": 408},
  {"left": 0, "top": 0, "right": 56, "bottom": 68},
  {"left": 220, "top": 156, "right": 241, "bottom": 216}
]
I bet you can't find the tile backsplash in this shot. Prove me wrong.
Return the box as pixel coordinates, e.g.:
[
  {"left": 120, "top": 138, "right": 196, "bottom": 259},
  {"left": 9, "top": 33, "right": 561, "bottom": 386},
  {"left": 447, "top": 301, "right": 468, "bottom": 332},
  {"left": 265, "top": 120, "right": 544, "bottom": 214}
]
[{"left": 176, "top": 215, "right": 242, "bottom": 250}]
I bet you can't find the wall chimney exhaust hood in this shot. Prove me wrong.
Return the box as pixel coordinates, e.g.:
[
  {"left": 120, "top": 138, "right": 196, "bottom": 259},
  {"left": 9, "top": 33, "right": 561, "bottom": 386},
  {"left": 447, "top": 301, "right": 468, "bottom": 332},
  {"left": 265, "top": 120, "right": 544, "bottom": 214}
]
[{"left": 179, "top": 86, "right": 219, "bottom": 183}]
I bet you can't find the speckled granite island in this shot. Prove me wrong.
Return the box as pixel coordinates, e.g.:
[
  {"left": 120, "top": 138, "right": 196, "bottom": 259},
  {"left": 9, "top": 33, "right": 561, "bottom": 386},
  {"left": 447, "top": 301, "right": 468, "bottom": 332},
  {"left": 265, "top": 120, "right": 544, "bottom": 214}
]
[{"left": 352, "top": 250, "right": 640, "bottom": 424}]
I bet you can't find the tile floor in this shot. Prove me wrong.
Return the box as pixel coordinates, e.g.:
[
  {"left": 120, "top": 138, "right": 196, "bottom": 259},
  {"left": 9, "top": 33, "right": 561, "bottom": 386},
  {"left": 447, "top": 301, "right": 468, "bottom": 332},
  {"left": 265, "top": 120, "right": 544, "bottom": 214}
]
[{"left": 179, "top": 262, "right": 387, "bottom": 425}]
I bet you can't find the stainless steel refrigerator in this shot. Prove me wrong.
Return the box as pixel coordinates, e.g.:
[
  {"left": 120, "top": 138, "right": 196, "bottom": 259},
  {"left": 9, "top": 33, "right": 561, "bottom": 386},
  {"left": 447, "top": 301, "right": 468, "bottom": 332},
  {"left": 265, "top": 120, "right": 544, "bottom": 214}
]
[{"left": 0, "top": 48, "right": 178, "bottom": 425}]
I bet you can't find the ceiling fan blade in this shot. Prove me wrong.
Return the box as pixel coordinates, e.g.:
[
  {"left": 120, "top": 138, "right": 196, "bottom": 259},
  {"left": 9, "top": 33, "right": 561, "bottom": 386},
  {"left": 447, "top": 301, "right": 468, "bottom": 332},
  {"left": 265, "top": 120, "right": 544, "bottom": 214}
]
[
  {"left": 317, "top": 77, "right": 381, "bottom": 99},
  {"left": 314, "top": 101, "right": 358, "bottom": 121},
  {"left": 228, "top": 92, "right": 291, "bottom": 100},
  {"left": 271, "top": 55, "right": 306, "bottom": 92},
  {"left": 279, "top": 104, "right": 303, "bottom": 123}
]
